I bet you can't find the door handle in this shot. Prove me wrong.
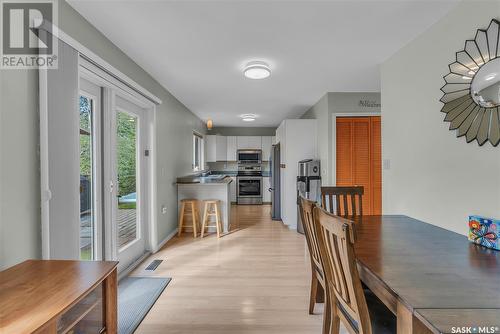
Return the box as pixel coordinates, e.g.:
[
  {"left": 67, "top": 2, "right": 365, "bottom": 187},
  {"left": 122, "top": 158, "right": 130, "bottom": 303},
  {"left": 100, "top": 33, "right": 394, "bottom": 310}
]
[{"left": 268, "top": 188, "right": 273, "bottom": 192}]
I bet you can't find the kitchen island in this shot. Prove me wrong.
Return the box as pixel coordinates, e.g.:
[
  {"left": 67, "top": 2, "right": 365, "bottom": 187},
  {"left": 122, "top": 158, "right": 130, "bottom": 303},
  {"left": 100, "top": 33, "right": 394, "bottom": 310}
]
[{"left": 177, "top": 174, "right": 232, "bottom": 234}]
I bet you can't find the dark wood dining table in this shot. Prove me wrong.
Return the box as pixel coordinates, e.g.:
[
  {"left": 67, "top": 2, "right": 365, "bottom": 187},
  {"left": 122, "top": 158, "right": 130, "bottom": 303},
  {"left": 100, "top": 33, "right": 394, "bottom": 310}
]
[{"left": 351, "top": 215, "right": 500, "bottom": 334}]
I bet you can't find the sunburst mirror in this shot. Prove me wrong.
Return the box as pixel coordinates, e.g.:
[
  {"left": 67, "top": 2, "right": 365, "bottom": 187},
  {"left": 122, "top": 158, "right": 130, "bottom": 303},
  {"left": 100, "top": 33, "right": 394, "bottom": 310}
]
[{"left": 440, "top": 19, "right": 500, "bottom": 147}]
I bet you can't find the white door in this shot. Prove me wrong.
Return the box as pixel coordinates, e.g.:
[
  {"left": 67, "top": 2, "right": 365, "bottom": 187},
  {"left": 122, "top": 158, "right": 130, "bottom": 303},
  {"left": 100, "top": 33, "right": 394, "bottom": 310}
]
[
  {"left": 111, "top": 95, "right": 148, "bottom": 272},
  {"left": 78, "top": 78, "right": 103, "bottom": 260}
]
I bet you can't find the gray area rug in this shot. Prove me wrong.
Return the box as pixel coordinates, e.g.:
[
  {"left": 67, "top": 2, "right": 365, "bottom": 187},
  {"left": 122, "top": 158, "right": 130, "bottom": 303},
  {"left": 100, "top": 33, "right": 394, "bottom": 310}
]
[{"left": 118, "top": 277, "right": 171, "bottom": 334}]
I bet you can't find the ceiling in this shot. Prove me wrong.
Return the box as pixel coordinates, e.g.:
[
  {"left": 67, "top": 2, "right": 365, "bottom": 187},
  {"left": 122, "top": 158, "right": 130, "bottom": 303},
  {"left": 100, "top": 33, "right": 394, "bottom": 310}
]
[{"left": 68, "top": 0, "right": 458, "bottom": 127}]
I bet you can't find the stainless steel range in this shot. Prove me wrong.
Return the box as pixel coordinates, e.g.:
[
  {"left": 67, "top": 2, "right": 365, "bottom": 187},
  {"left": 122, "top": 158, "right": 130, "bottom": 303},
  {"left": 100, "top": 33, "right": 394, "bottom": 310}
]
[{"left": 237, "top": 165, "right": 263, "bottom": 205}]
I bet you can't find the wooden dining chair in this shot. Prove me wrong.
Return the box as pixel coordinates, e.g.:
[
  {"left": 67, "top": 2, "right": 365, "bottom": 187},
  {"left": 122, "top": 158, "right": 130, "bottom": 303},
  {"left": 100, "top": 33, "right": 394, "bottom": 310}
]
[
  {"left": 313, "top": 206, "right": 396, "bottom": 334},
  {"left": 321, "top": 186, "right": 364, "bottom": 217},
  {"left": 299, "top": 198, "right": 325, "bottom": 309},
  {"left": 299, "top": 197, "right": 331, "bottom": 334}
]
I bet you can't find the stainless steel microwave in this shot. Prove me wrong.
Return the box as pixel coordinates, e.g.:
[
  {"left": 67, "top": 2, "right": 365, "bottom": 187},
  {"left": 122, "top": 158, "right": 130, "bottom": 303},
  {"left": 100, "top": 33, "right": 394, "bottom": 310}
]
[{"left": 237, "top": 149, "right": 262, "bottom": 164}]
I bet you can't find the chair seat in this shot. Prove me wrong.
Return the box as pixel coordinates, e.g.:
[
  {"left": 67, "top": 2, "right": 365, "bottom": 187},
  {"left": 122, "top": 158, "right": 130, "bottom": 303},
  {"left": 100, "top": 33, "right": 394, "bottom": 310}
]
[
  {"left": 338, "top": 290, "right": 396, "bottom": 334},
  {"left": 181, "top": 198, "right": 198, "bottom": 203}
]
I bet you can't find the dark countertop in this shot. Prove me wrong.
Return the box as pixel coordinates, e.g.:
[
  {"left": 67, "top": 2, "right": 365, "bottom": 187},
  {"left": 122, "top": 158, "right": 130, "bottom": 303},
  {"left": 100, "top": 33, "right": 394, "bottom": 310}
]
[
  {"left": 177, "top": 170, "right": 271, "bottom": 184},
  {"left": 211, "top": 171, "right": 238, "bottom": 176},
  {"left": 176, "top": 174, "right": 233, "bottom": 185},
  {"left": 212, "top": 170, "right": 271, "bottom": 177}
]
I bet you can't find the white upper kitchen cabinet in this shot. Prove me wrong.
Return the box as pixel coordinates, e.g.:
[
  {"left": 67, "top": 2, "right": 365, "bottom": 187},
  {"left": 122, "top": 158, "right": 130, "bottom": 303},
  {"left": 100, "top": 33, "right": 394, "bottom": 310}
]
[
  {"left": 226, "top": 136, "right": 237, "bottom": 161},
  {"left": 206, "top": 135, "right": 227, "bottom": 162},
  {"left": 261, "top": 136, "right": 273, "bottom": 161},
  {"left": 275, "top": 120, "right": 317, "bottom": 230},
  {"left": 237, "top": 136, "right": 262, "bottom": 150},
  {"left": 248, "top": 136, "right": 262, "bottom": 149},
  {"left": 206, "top": 135, "right": 217, "bottom": 163},
  {"left": 236, "top": 136, "right": 248, "bottom": 149},
  {"left": 216, "top": 135, "right": 227, "bottom": 161}
]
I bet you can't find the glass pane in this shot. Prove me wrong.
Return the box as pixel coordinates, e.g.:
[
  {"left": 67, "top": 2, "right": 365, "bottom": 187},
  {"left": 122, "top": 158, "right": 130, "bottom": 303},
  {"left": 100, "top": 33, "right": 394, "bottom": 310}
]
[
  {"left": 117, "top": 111, "right": 138, "bottom": 249},
  {"left": 79, "top": 96, "right": 94, "bottom": 260},
  {"left": 194, "top": 137, "right": 200, "bottom": 169}
]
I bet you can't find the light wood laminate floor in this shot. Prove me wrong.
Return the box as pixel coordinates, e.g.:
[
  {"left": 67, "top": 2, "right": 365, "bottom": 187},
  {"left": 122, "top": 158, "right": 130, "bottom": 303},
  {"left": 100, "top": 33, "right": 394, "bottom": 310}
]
[{"left": 132, "top": 205, "right": 347, "bottom": 334}]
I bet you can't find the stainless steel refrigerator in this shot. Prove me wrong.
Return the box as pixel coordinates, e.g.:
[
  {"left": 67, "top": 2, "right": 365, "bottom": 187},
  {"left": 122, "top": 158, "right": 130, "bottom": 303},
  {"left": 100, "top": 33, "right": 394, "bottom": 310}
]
[
  {"left": 296, "top": 159, "right": 321, "bottom": 234},
  {"left": 269, "top": 144, "right": 281, "bottom": 220}
]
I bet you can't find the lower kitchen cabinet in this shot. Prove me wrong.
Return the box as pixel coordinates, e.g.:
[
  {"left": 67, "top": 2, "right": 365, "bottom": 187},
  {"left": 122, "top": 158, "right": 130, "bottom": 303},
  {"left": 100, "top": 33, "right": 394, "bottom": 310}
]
[
  {"left": 230, "top": 177, "right": 237, "bottom": 203},
  {"left": 263, "top": 177, "right": 271, "bottom": 203}
]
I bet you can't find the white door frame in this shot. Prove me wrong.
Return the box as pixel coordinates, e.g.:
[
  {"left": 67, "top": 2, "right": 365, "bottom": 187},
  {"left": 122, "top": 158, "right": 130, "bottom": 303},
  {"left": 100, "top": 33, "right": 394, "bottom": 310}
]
[{"left": 79, "top": 62, "right": 157, "bottom": 264}]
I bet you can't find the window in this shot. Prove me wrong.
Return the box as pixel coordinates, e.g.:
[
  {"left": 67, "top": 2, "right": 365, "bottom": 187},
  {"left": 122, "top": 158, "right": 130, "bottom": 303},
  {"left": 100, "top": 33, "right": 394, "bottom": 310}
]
[
  {"left": 79, "top": 94, "right": 96, "bottom": 260},
  {"left": 193, "top": 133, "right": 204, "bottom": 171}
]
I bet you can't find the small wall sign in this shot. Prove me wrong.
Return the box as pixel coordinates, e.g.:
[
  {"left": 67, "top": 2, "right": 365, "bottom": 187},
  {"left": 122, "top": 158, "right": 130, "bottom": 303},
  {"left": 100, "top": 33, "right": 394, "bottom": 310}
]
[{"left": 358, "top": 100, "right": 381, "bottom": 108}]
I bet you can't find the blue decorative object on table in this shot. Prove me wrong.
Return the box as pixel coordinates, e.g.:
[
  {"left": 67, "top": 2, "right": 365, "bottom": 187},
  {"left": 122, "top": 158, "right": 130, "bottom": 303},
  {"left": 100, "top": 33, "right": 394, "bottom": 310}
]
[{"left": 468, "top": 215, "right": 500, "bottom": 251}]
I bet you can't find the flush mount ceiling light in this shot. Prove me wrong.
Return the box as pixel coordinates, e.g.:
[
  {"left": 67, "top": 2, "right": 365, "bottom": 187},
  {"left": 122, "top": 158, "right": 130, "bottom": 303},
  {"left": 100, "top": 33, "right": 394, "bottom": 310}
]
[
  {"left": 243, "top": 61, "right": 271, "bottom": 79},
  {"left": 240, "top": 114, "right": 257, "bottom": 122}
]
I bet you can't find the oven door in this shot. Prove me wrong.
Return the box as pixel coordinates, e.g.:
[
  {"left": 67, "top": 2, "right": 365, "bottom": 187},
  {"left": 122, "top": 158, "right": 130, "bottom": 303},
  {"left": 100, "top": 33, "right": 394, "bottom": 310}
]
[{"left": 237, "top": 177, "right": 263, "bottom": 204}]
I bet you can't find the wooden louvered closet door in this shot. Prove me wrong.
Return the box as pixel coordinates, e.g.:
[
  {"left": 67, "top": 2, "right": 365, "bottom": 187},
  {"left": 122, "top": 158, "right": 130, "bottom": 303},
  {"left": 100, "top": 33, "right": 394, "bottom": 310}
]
[{"left": 336, "top": 116, "right": 381, "bottom": 215}]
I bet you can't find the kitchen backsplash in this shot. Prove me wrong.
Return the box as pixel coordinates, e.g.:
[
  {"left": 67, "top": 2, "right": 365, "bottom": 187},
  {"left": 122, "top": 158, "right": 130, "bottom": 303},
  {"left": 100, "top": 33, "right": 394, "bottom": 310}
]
[{"left": 208, "top": 161, "right": 270, "bottom": 172}]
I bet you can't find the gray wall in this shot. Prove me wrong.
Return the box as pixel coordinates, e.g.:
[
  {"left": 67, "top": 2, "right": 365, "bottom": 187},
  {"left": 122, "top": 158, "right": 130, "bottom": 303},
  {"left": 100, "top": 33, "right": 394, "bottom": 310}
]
[
  {"left": 0, "top": 1, "right": 205, "bottom": 269},
  {"left": 301, "top": 92, "right": 381, "bottom": 184},
  {"left": 301, "top": 94, "right": 330, "bottom": 182},
  {"left": 210, "top": 127, "right": 276, "bottom": 136},
  {"left": 381, "top": 1, "right": 500, "bottom": 235},
  {"left": 1, "top": 70, "right": 40, "bottom": 269}
]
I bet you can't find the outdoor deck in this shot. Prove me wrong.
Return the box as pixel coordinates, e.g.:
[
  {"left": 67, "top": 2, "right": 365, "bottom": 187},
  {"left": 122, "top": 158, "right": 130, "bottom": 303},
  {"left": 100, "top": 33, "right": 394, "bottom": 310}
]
[{"left": 80, "top": 209, "right": 137, "bottom": 257}]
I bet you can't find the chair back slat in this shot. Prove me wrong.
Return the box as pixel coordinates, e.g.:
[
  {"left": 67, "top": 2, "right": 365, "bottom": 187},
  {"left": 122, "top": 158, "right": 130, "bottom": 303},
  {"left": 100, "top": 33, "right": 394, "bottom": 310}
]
[
  {"left": 313, "top": 206, "right": 372, "bottom": 334},
  {"left": 327, "top": 231, "right": 349, "bottom": 300},
  {"left": 321, "top": 186, "right": 364, "bottom": 217},
  {"left": 342, "top": 195, "right": 349, "bottom": 217},
  {"left": 299, "top": 197, "right": 323, "bottom": 281},
  {"left": 350, "top": 195, "right": 356, "bottom": 216}
]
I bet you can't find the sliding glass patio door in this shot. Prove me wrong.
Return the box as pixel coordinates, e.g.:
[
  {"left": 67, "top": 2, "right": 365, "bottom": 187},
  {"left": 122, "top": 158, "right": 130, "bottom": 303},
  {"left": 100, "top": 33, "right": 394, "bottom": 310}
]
[
  {"left": 79, "top": 74, "right": 150, "bottom": 271},
  {"left": 42, "top": 50, "right": 155, "bottom": 268},
  {"left": 79, "top": 78, "right": 103, "bottom": 260},
  {"left": 111, "top": 95, "right": 148, "bottom": 271}
]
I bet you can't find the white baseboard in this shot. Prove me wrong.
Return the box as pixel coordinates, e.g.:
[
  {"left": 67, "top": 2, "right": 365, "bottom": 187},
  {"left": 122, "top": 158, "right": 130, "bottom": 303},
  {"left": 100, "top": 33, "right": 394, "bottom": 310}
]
[
  {"left": 118, "top": 251, "right": 151, "bottom": 281},
  {"left": 153, "top": 228, "right": 178, "bottom": 253},
  {"left": 116, "top": 229, "right": 178, "bottom": 281}
]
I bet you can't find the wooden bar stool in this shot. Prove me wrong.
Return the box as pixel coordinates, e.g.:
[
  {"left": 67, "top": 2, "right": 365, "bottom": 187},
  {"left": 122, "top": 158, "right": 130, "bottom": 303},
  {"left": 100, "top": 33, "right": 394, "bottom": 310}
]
[
  {"left": 200, "top": 200, "right": 222, "bottom": 238},
  {"left": 178, "top": 199, "right": 200, "bottom": 238}
]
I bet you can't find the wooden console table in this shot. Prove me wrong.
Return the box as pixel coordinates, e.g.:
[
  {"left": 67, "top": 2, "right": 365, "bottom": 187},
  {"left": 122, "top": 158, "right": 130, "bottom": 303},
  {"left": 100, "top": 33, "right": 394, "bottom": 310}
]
[{"left": 0, "top": 260, "right": 118, "bottom": 334}]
